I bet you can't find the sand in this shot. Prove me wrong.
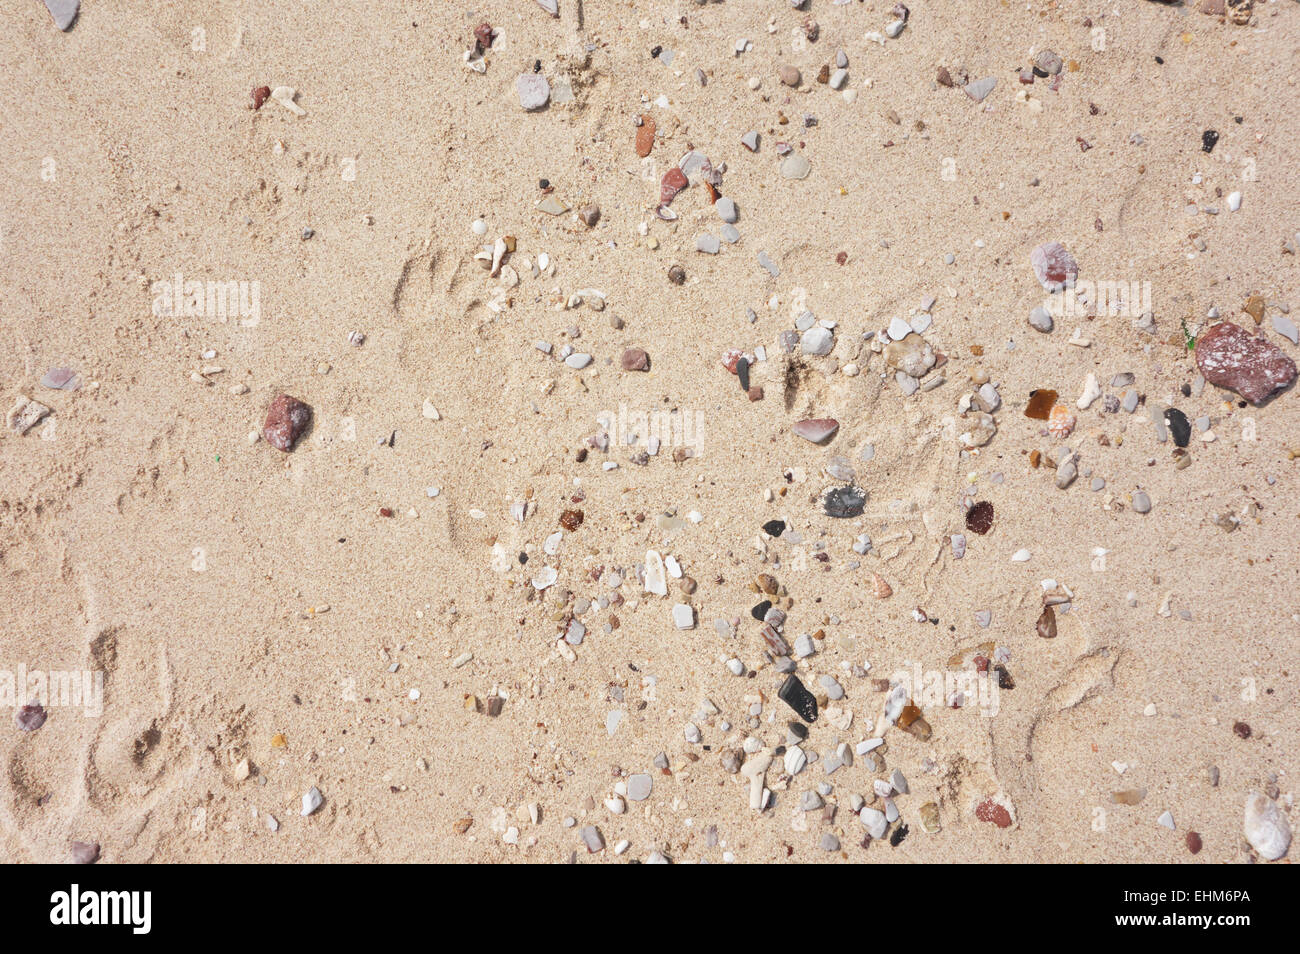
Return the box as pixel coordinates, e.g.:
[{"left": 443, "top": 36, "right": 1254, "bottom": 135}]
[{"left": 1, "top": 0, "right": 1295, "bottom": 863}]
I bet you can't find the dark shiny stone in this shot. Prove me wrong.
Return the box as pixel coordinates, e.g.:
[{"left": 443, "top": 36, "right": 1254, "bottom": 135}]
[
  {"left": 823, "top": 485, "right": 866, "bottom": 518},
  {"left": 1165, "top": 407, "right": 1191, "bottom": 447},
  {"left": 762, "top": 519, "right": 786, "bottom": 537},
  {"left": 778, "top": 674, "right": 818, "bottom": 723},
  {"left": 751, "top": 600, "right": 772, "bottom": 621}
]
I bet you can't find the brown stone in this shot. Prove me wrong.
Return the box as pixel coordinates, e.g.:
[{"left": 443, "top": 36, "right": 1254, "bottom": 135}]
[
  {"left": 620, "top": 347, "right": 650, "bottom": 371},
  {"left": 578, "top": 204, "right": 600, "bottom": 227},
  {"left": 635, "top": 115, "right": 656, "bottom": 157},
  {"left": 1195, "top": 320, "right": 1297, "bottom": 404},
  {"left": 263, "top": 394, "right": 312, "bottom": 451}
]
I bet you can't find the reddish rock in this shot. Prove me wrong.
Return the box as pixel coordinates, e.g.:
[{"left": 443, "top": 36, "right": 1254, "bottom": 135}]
[
  {"left": 792, "top": 418, "right": 839, "bottom": 444},
  {"left": 660, "top": 167, "right": 688, "bottom": 207},
  {"left": 263, "top": 394, "right": 312, "bottom": 452},
  {"left": 473, "top": 22, "right": 494, "bottom": 50},
  {"left": 1030, "top": 241, "right": 1078, "bottom": 292},
  {"left": 1195, "top": 320, "right": 1297, "bottom": 405},
  {"left": 635, "top": 115, "right": 656, "bottom": 157},
  {"left": 1186, "top": 831, "right": 1203, "bottom": 855},
  {"left": 720, "top": 349, "right": 745, "bottom": 374},
  {"left": 621, "top": 348, "right": 650, "bottom": 371},
  {"left": 252, "top": 86, "right": 271, "bottom": 110},
  {"left": 747, "top": 386, "right": 764, "bottom": 402},
  {"left": 975, "top": 797, "right": 1013, "bottom": 829}
]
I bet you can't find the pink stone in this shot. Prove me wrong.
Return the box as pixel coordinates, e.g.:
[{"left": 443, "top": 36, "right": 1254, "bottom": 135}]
[
  {"left": 263, "top": 394, "right": 312, "bottom": 451},
  {"left": 792, "top": 418, "right": 839, "bottom": 443},
  {"left": 1030, "top": 241, "right": 1078, "bottom": 292},
  {"left": 1195, "top": 321, "right": 1297, "bottom": 405}
]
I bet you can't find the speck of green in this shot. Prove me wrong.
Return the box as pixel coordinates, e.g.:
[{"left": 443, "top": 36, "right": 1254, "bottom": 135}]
[
  {"left": 215, "top": 455, "right": 221, "bottom": 463},
  {"left": 1181, "top": 319, "right": 1196, "bottom": 352}
]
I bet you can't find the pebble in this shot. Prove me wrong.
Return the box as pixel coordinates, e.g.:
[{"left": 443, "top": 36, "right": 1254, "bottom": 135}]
[
  {"left": 16, "top": 702, "right": 46, "bottom": 732},
  {"left": 41, "top": 367, "right": 80, "bottom": 390},
  {"left": 721, "top": 224, "right": 741, "bottom": 243},
  {"left": 580, "top": 825, "right": 605, "bottom": 853},
  {"left": 1227, "top": 191, "right": 1242, "bottom": 212},
  {"left": 621, "top": 348, "right": 650, "bottom": 371},
  {"left": 716, "top": 197, "right": 738, "bottom": 223},
  {"left": 801, "top": 327, "right": 834, "bottom": 355},
  {"left": 627, "top": 774, "right": 652, "bottom": 801},
  {"left": 516, "top": 73, "right": 550, "bottom": 110},
  {"left": 1076, "top": 373, "right": 1100, "bottom": 410},
  {"left": 778, "top": 674, "right": 818, "bottom": 722},
  {"left": 565, "top": 353, "right": 592, "bottom": 369},
  {"left": 792, "top": 418, "right": 839, "bottom": 443},
  {"left": 1195, "top": 320, "right": 1297, "bottom": 404},
  {"left": 635, "top": 114, "right": 656, "bottom": 157},
  {"left": 780, "top": 154, "right": 811, "bottom": 180},
  {"left": 779, "top": 65, "right": 801, "bottom": 87},
  {"left": 1027, "top": 306, "right": 1053, "bottom": 333},
  {"left": 741, "top": 130, "right": 760, "bottom": 152},
  {"left": 964, "top": 77, "right": 997, "bottom": 103},
  {"left": 1030, "top": 242, "right": 1078, "bottom": 292},
  {"left": 43, "top": 0, "right": 79, "bottom": 30},
  {"left": 301, "top": 786, "right": 323, "bottom": 816},
  {"left": 829, "top": 68, "right": 848, "bottom": 90},
  {"left": 1243, "top": 792, "right": 1291, "bottom": 860},
  {"left": 672, "top": 603, "right": 696, "bottom": 629},
  {"left": 578, "top": 204, "right": 600, "bottom": 228},
  {"left": 263, "top": 394, "right": 312, "bottom": 452},
  {"left": 69, "top": 841, "right": 99, "bottom": 864},
  {"left": 696, "top": 233, "right": 721, "bottom": 254},
  {"left": 1273, "top": 314, "right": 1300, "bottom": 345}
]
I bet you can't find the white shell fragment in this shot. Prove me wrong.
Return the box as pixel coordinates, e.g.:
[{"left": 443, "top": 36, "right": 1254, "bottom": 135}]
[{"left": 1243, "top": 792, "right": 1291, "bottom": 861}]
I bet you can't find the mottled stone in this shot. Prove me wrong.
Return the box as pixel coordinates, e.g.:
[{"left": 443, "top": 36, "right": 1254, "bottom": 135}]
[
  {"left": 1195, "top": 320, "right": 1297, "bottom": 405},
  {"left": 263, "top": 394, "right": 312, "bottom": 451},
  {"left": 1030, "top": 241, "right": 1078, "bottom": 292}
]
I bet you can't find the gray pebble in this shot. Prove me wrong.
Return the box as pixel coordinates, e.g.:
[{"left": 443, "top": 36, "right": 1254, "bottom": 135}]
[
  {"left": 757, "top": 250, "right": 780, "bottom": 277},
  {"left": 1028, "top": 306, "right": 1054, "bottom": 333},
  {"left": 716, "top": 197, "right": 738, "bottom": 223},
  {"left": 1132, "top": 491, "right": 1151, "bottom": 514},
  {"left": 696, "top": 233, "right": 720, "bottom": 254},
  {"left": 627, "top": 774, "right": 652, "bottom": 801},
  {"left": 516, "top": 73, "right": 551, "bottom": 111},
  {"left": 721, "top": 224, "right": 740, "bottom": 244}
]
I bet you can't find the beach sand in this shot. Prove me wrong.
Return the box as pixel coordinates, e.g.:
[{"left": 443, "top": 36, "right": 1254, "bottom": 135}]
[{"left": 1, "top": 0, "right": 1295, "bottom": 863}]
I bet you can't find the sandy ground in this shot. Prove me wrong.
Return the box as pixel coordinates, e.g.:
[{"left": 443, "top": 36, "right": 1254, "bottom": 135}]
[{"left": 1, "top": 0, "right": 1296, "bottom": 863}]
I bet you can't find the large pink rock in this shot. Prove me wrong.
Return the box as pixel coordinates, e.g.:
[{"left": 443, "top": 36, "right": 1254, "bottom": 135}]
[
  {"left": 1195, "top": 321, "right": 1297, "bottom": 405},
  {"left": 1030, "top": 242, "right": 1078, "bottom": 292}
]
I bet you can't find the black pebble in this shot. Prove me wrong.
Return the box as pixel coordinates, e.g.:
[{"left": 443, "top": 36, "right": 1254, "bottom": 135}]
[
  {"left": 889, "top": 824, "right": 910, "bottom": 847},
  {"left": 778, "top": 674, "right": 818, "bottom": 723},
  {"left": 823, "top": 485, "right": 866, "bottom": 518},
  {"left": 519, "top": 552, "right": 529, "bottom": 564},
  {"left": 539, "top": 178, "right": 550, "bottom": 189},
  {"left": 751, "top": 600, "right": 772, "bottom": 622},
  {"left": 1180, "top": 382, "right": 1191, "bottom": 397},
  {"left": 650, "top": 45, "right": 662, "bottom": 58},
  {"left": 1165, "top": 407, "right": 1191, "bottom": 447},
  {"left": 1202, "top": 129, "right": 1219, "bottom": 153},
  {"left": 995, "top": 664, "right": 1015, "bottom": 690},
  {"left": 787, "top": 721, "right": 808, "bottom": 740},
  {"left": 762, "top": 519, "right": 786, "bottom": 537},
  {"left": 737, "top": 357, "right": 750, "bottom": 392}
]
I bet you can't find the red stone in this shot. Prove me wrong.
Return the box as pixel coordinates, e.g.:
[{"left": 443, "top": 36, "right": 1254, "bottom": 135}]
[
  {"left": 252, "top": 86, "right": 271, "bottom": 110},
  {"left": 975, "top": 797, "right": 1012, "bottom": 828},
  {"left": 660, "top": 167, "right": 688, "bottom": 207},
  {"left": 474, "top": 22, "right": 494, "bottom": 50},
  {"left": 263, "top": 394, "right": 312, "bottom": 452},
  {"left": 1195, "top": 320, "right": 1297, "bottom": 405},
  {"left": 720, "top": 348, "right": 745, "bottom": 373}
]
